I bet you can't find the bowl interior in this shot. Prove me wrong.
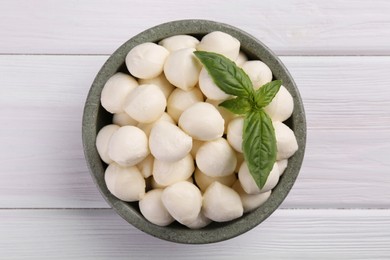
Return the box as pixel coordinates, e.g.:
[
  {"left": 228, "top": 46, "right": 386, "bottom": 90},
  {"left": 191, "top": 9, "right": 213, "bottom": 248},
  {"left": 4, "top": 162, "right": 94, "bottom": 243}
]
[{"left": 82, "top": 19, "right": 306, "bottom": 244}]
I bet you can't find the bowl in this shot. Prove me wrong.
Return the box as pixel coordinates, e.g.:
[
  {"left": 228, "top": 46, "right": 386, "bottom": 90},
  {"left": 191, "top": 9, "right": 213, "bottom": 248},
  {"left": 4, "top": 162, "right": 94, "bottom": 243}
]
[{"left": 82, "top": 19, "right": 306, "bottom": 244}]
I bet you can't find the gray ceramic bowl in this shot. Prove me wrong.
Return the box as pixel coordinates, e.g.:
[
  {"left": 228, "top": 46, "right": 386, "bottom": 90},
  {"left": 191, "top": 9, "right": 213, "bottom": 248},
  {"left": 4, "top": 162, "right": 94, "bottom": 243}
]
[{"left": 82, "top": 19, "right": 306, "bottom": 244}]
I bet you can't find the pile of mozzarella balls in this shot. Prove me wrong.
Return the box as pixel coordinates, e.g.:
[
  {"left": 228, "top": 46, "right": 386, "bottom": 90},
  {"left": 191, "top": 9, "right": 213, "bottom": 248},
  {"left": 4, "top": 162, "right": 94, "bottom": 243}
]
[{"left": 96, "top": 31, "right": 298, "bottom": 229}]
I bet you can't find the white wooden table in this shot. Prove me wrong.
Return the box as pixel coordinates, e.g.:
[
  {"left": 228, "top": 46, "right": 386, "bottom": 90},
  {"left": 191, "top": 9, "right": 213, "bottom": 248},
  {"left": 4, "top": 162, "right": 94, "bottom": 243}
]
[{"left": 1, "top": 1, "right": 390, "bottom": 259}]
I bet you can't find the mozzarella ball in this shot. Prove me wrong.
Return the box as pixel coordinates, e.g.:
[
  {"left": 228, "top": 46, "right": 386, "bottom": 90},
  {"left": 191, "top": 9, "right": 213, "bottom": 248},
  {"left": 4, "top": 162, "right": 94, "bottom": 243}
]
[
  {"left": 101, "top": 72, "right": 138, "bottom": 114},
  {"left": 159, "top": 35, "right": 200, "bottom": 52},
  {"left": 264, "top": 86, "right": 294, "bottom": 122},
  {"left": 185, "top": 211, "right": 212, "bottom": 229},
  {"left": 196, "top": 138, "right": 237, "bottom": 177},
  {"left": 164, "top": 48, "right": 202, "bottom": 91},
  {"left": 197, "top": 31, "right": 240, "bottom": 60},
  {"left": 137, "top": 112, "right": 175, "bottom": 136},
  {"left": 137, "top": 154, "right": 154, "bottom": 178},
  {"left": 125, "top": 42, "right": 169, "bottom": 79},
  {"left": 235, "top": 152, "right": 244, "bottom": 173},
  {"left": 108, "top": 126, "right": 149, "bottom": 167},
  {"left": 179, "top": 102, "right": 224, "bottom": 141},
  {"left": 138, "top": 73, "right": 175, "bottom": 99},
  {"left": 104, "top": 163, "right": 145, "bottom": 201},
  {"left": 139, "top": 189, "right": 174, "bottom": 226},
  {"left": 167, "top": 87, "right": 204, "bottom": 122},
  {"left": 162, "top": 181, "right": 202, "bottom": 225},
  {"left": 123, "top": 84, "right": 167, "bottom": 123},
  {"left": 190, "top": 139, "right": 204, "bottom": 158},
  {"left": 238, "top": 162, "right": 279, "bottom": 194},
  {"left": 235, "top": 51, "right": 248, "bottom": 67},
  {"left": 112, "top": 112, "right": 138, "bottom": 126},
  {"left": 242, "top": 60, "right": 272, "bottom": 90},
  {"left": 194, "top": 168, "right": 237, "bottom": 192},
  {"left": 199, "top": 67, "right": 231, "bottom": 100},
  {"left": 153, "top": 154, "right": 195, "bottom": 186},
  {"left": 232, "top": 181, "right": 271, "bottom": 213},
  {"left": 96, "top": 124, "right": 120, "bottom": 164},
  {"left": 206, "top": 98, "right": 237, "bottom": 133},
  {"left": 227, "top": 117, "right": 244, "bottom": 153},
  {"left": 202, "top": 182, "right": 243, "bottom": 222},
  {"left": 274, "top": 121, "right": 298, "bottom": 160},
  {"left": 149, "top": 121, "right": 192, "bottom": 162},
  {"left": 277, "top": 159, "right": 288, "bottom": 176}
]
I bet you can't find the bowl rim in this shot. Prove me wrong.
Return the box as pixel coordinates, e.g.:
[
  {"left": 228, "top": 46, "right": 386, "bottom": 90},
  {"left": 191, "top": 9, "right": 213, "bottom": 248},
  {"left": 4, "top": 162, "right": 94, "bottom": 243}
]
[{"left": 82, "top": 19, "right": 306, "bottom": 244}]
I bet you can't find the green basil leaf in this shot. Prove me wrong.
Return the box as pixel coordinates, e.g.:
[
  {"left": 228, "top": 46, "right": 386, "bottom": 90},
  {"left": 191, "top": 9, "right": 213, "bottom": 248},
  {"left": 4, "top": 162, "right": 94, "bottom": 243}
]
[
  {"left": 255, "top": 80, "right": 282, "bottom": 108},
  {"left": 242, "top": 110, "right": 277, "bottom": 189},
  {"left": 219, "top": 97, "right": 251, "bottom": 115},
  {"left": 194, "top": 51, "right": 254, "bottom": 97}
]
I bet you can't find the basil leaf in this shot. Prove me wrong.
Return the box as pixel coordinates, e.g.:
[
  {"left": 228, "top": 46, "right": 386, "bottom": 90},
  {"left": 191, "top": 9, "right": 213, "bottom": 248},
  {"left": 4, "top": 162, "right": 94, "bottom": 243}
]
[
  {"left": 255, "top": 80, "right": 282, "bottom": 108},
  {"left": 242, "top": 110, "right": 277, "bottom": 189},
  {"left": 194, "top": 51, "right": 254, "bottom": 97},
  {"left": 219, "top": 97, "right": 251, "bottom": 115}
]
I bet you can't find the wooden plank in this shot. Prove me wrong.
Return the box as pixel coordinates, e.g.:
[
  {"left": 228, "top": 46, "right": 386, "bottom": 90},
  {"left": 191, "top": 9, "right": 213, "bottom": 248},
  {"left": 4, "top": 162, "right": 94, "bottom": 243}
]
[
  {"left": 1, "top": 0, "right": 390, "bottom": 55},
  {"left": 0, "top": 55, "right": 389, "bottom": 208},
  {"left": 0, "top": 209, "right": 389, "bottom": 259},
  {"left": 0, "top": 55, "right": 108, "bottom": 208}
]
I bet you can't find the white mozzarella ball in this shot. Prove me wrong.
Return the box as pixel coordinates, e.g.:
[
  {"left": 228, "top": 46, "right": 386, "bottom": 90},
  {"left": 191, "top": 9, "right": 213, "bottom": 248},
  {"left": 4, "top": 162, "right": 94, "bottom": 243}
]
[
  {"left": 196, "top": 138, "right": 237, "bottom": 177},
  {"left": 125, "top": 42, "right": 169, "bottom": 79},
  {"left": 235, "top": 51, "right": 248, "bottom": 67},
  {"left": 235, "top": 152, "right": 244, "bottom": 173},
  {"left": 206, "top": 98, "right": 237, "bottom": 133},
  {"left": 242, "top": 60, "right": 272, "bottom": 90},
  {"left": 138, "top": 73, "right": 175, "bottom": 99},
  {"left": 227, "top": 117, "right": 244, "bottom": 153},
  {"left": 104, "top": 163, "right": 145, "bottom": 201},
  {"left": 198, "top": 67, "right": 231, "bottom": 101},
  {"left": 202, "top": 182, "right": 243, "bottom": 222},
  {"left": 238, "top": 162, "right": 279, "bottom": 194},
  {"left": 161, "top": 181, "right": 202, "bottom": 225},
  {"left": 137, "top": 154, "right": 154, "bottom": 178},
  {"left": 273, "top": 121, "right": 298, "bottom": 160},
  {"left": 167, "top": 87, "right": 204, "bottom": 122},
  {"left": 101, "top": 72, "right": 138, "bottom": 114},
  {"left": 190, "top": 139, "right": 204, "bottom": 158},
  {"left": 108, "top": 126, "right": 149, "bottom": 167},
  {"left": 277, "top": 159, "right": 288, "bottom": 176},
  {"left": 137, "top": 112, "right": 175, "bottom": 136},
  {"left": 112, "top": 112, "right": 138, "bottom": 126},
  {"left": 123, "top": 84, "right": 167, "bottom": 123},
  {"left": 179, "top": 102, "right": 224, "bottom": 141},
  {"left": 149, "top": 121, "right": 192, "bottom": 162},
  {"left": 159, "top": 35, "right": 200, "bottom": 52},
  {"left": 139, "top": 189, "right": 174, "bottom": 226},
  {"left": 264, "top": 86, "right": 294, "bottom": 122},
  {"left": 194, "top": 168, "right": 237, "bottom": 192},
  {"left": 164, "top": 48, "right": 202, "bottom": 91},
  {"left": 185, "top": 211, "right": 212, "bottom": 229},
  {"left": 153, "top": 154, "right": 195, "bottom": 186},
  {"left": 197, "top": 31, "right": 240, "bottom": 60},
  {"left": 96, "top": 124, "right": 120, "bottom": 164},
  {"left": 232, "top": 181, "right": 271, "bottom": 213}
]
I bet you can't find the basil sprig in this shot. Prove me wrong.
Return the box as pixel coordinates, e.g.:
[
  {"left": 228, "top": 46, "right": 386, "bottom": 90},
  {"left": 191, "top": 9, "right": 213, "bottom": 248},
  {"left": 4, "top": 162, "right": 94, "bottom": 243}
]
[{"left": 194, "top": 51, "right": 281, "bottom": 189}]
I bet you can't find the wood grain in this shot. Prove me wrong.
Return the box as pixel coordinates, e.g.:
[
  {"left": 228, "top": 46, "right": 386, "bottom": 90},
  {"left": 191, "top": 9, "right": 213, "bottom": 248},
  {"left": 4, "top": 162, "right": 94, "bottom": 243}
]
[
  {"left": 0, "top": 209, "right": 389, "bottom": 259},
  {"left": 0, "top": 0, "right": 390, "bottom": 55},
  {"left": 0, "top": 55, "right": 389, "bottom": 209}
]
